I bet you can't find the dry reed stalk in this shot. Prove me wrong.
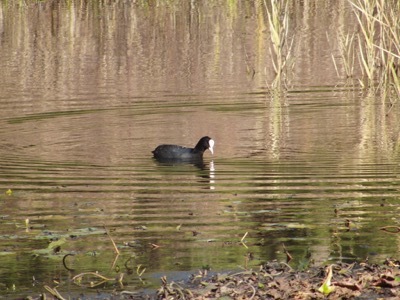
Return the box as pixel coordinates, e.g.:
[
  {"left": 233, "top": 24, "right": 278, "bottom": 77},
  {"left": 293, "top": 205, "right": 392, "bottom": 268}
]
[
  {"left": 264, "top": 0, "right": 294, "bottom": 90},
  {"left": 343, "top": 0, "right": 400, "bottom": 108},
  {"left": 352, "top": 0, "right": 377, "bottom": 86},
  {"left": 331, "top": 32, "right": 356, "bottom": 78},
  {"left": 104, "top": 225, "right": 120, "bottom": 255}
]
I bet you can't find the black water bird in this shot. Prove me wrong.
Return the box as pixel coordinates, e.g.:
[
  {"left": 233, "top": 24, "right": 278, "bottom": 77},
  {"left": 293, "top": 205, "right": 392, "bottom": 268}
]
[{"left": 152, "top": 136, "right": 214, "bottom": 162}]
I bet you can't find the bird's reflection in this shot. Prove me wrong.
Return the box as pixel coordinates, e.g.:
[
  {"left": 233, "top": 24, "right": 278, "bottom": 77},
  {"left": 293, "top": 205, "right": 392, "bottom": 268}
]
[
  {"left": 153, "top": 157, "right": 206, "bottom": 168},
  {"left": 209, "top": 160, "right": 215, "bottom": 190},
  {"left": 153, "top": 158, "right": 216, "bottom": 190}
]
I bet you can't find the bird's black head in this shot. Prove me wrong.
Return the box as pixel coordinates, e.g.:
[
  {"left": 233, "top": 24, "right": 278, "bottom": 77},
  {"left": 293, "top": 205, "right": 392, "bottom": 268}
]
[{"left": 194, "top": 136, "right": 214, "bottom": 154}]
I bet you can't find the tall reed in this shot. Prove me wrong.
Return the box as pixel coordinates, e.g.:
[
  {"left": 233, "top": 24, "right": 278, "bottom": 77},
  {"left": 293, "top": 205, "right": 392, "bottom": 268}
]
[
  {"left": 338, "top": 0, "right": 400, "bottom": 104},
  {"left": 263, "top": 0, "right": 294, "bottom": 91},
  {"left": 351, "top": 0, "right": 377, "bottom": 87},
  {"left": 331, "top": 32, "right": 356, "bottom": 78}
]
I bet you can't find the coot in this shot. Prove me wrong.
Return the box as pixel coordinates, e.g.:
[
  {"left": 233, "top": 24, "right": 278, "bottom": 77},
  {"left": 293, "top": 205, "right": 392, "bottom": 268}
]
[{"left": 152, "top": 136, "right": 214, "bottom": 161}]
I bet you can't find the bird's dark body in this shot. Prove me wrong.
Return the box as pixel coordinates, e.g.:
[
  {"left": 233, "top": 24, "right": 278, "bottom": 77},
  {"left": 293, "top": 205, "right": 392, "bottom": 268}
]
[
  {"left": 152, "top": 136, "right": 214, "bottom": 162},
  {"left": 153, "top": 145, "right": 204, "bottom": 159}
]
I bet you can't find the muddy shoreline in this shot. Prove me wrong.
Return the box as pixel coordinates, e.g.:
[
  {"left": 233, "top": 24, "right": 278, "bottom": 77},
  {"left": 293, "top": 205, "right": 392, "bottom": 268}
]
[{"left": 141, "top": 259, "right": 400, "bottom": 299}]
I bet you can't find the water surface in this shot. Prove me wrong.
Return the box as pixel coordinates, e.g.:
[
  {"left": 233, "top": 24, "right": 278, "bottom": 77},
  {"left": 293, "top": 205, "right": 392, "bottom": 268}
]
[{"left": 1, "top": 1, "right": 400, "bottom": 298}]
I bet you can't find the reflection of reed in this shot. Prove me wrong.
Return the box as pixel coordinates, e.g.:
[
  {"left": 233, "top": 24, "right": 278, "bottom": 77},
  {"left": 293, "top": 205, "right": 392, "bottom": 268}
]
[
  {"left": 1, "top": 0, "right": 359, "bottom": 101},
  {"left": 1, "top": 1, "right": 400, "bottom": 161},
  {"left": 268, "top": 91, "right": 285, "bottom": 160}
]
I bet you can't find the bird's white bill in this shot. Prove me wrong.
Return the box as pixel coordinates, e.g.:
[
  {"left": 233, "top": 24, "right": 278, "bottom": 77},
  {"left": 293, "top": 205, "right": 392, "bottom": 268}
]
[{"left": 209, "top": 139, "right": 215, "bottom": 155}]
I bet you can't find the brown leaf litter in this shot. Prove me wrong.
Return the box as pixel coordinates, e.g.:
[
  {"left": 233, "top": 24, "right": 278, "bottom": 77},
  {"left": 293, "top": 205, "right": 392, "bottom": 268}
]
[{"left": 141, "top": 259, "right": 400, "bottom": 299}]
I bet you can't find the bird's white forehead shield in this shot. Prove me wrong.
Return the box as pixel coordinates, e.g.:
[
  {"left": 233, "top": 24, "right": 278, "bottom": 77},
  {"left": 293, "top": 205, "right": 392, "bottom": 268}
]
[{"left": 209, "top": 139, "right": 215, "bottom": 154}]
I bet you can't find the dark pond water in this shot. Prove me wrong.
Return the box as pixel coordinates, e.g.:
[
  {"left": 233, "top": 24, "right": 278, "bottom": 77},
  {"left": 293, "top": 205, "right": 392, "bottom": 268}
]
[{"left": 1, "top": 0, "right": 400, "bottom": 298}]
